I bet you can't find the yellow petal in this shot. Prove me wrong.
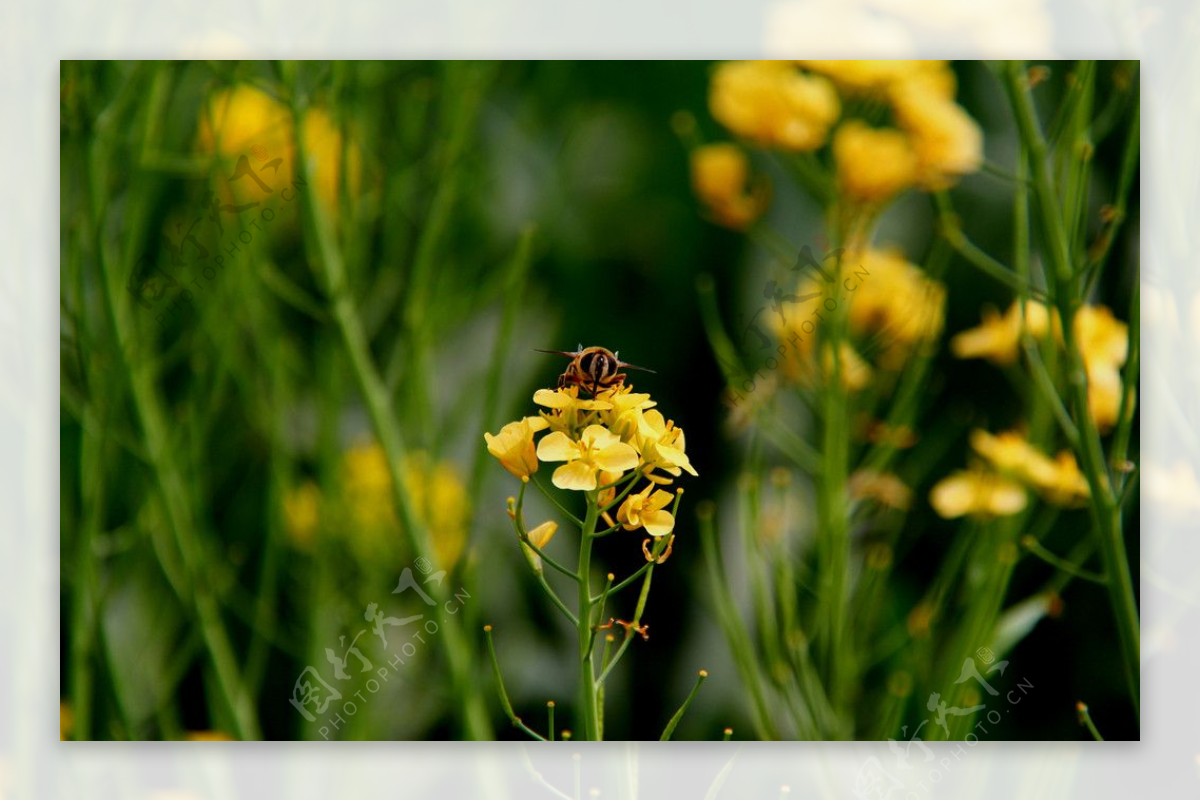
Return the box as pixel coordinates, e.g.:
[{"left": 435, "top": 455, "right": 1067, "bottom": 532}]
[
  {"left": 641, "top": 508, "right": 676, "bottom": 538},
  {"left": 536, "top": 431, "right": 579, "bottom": 463},
  {"left": 657, "top": 443, "right": 699, "bottom": 476},
  {"left": 593, "top": 442, "right": 639, "bottom": 474},
  {"left": 527, "top": 520, "right": 558, "bottom": 549},
  {"left": 581, "top": 424, "right": 619, "bottom": 450},
  {"left": 553, "top": 460, "right": 598, "bottom": 491}
]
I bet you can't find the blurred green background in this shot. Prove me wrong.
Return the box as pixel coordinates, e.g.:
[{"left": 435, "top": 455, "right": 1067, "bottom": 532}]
[{"left": 59, "top": 60, "right": 1138, "bottom": 740}]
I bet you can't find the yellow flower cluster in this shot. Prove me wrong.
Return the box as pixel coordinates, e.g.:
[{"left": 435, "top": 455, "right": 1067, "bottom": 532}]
[
  {"left": 485, "top": 385, "right": 697, "bottom": 538},
  {"left": 772, "top": 246, "right": 946, "bottom": 386},
  {"left": 929, "top": 428, "right": 1090, "bottom": 519},
  {"left": 691, "top": 60, "right": 982, "bottom": 224},
  {"left": 282, "top": 443, "right": 468, "bottom": 571},
  {"left": 196, "top": 84, "right": 361, "bottom": 217},
  {"left": 953, "top": 300, "right": 1130, "bottom": 430}
]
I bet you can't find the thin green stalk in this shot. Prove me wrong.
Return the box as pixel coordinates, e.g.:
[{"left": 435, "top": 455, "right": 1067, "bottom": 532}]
[
  {"left": 576, "top": 492, "right": 602, "bottom": 741},
  {"left": 1005, "top": 60, "right": 1139, "bottom": 715},
  {"left": 288, "top": 85, "right": 491, "bottom": 740},
  {"left": 483, "top": 625, "right": 546, "bottom": 741},
  {"left": 659, "top": 670, "right": 709, "bottom": 741},
  {"left": 1077, "top": 701, "right": 1105, "bottom": 741}
]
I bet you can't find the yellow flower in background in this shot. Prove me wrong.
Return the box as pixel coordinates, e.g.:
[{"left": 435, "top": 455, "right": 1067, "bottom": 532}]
[
  {"left": 709, "top": 61, "right": 840, "bottom": 151},
  {"left": 822, "top": 342, "right": 873, "bottom": 392},
  {"left": 832, "top": 120, "right": 918, "bottom": 203},
  {"left": 845, "top": 248, "right": 947, "bottom": 368},
  {"left": 340, "top": 443, "right": 469, "bottom": 571},
  {"left": 60, "top": 702, "right": 73, "bottom": 741},
  {"left": 951, "top": 300, "right": 1054, "bottom": 365},
  {"left": 891, "top": 79, "right": 983, "bottom": 190},
  {"left": 800, "top": 60, "right": 953, "bottom": 97},
  {"left": 196, "top": 84, "right": 361, "bottom": 216},
  {"left": 930, "top": 467, "right": 1027, "bottom": 519},
  {"left": 1074, "top": 305, "right": 1130, "bottom": 431},
  {"left": 283, "top": 480, "right": 322, "bottom": 550},
  {"left": 485, "top": 416, "right": 550, "bottom": 480},
  {"left": 617, "top": 485, "right": 676, "bottom": 537},
  {"left": 849, "top": 469, "right": 912, "bottom": 511},
  {"left": 970, "top": 429, "right": 1089, "bottom": 506},
  {"left": 185, "top": 731, "right": 235, "bottom": 741},
  {"left": 537, "top": 425, "right": 640, "bottom": 491},
  {"left": 690, "top": 143, "right": 770, "bottom": 229}
]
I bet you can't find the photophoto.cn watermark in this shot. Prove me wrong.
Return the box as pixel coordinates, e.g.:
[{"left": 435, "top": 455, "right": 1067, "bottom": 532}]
[
  {"left": 126, "top": 147, "right": 306, "bottom": 332},
  {"left": 853, "top": 647, "right": 1035, "bottom": 800},
  {"left": 719, "top": 244, "right": 871, "bottom": 413},
  {"left": 287, "top": 556, "right": 470, "bottom": 739}
]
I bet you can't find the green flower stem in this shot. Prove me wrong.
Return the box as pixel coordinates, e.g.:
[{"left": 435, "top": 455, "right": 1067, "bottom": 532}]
[
  {"left": 1077, "top": 701, "right": 1105, "bottom": 741},
  {"left": 483, "top": 625, "right": 547, "bottom": 741},
  {"left": 576, "top": 492, "right": 603, "bottom": 741},
  {"left": 1004, "top": 60, "right": 1140, "bottom": 715},
  {"left": 598, "top": 470, "right": 647, "bottom": 514},
  {"left": 659, "top": 670, "right": 709, "bottom": 741},
  {"left": 531, "top": 475, "right": 586, "bottom": 528},
  {"left": 698, "top": 503, "right": 778, "bottom": 739},
  {"left": 588, "top": 573, "right": 616, "bottom": 656},
  {"left": 1021, "top": 536, "right": 1107, "bottom": 583},
  {"left": 595, "top": 533, "right": 671, "bottom": 688},
  {"left": 514, "top": 481, "right": 581, "bottom": 582},
  {"left": 288, "top": 88, "right": 491, "bottom": 740}
]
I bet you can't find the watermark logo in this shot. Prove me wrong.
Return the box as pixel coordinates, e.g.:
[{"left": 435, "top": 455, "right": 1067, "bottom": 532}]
[
  {"left": 720, "top": 245, "right": 871, "bottom": 413},
  {"left": 854, "top": 651, "right": 1034, "bottom": 799},
  {"left": 287, "top": 561, "right": 470, "bottom": 739},
  {"left": 126, "top": 146, "right": 305, "bottom": 332}
]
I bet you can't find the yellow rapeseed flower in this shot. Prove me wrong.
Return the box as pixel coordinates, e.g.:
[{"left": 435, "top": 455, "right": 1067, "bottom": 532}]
[
  {"left": 951, "top": 300, "right": 1054, "bottom": 365},
  {"left": 849, "top": 469, "right": 912, "bottom": 510},
  {"left": 196, "top": 84, "right": 361, "bottom": 216},
  {"left": 832, "top": 120, "right": 918, "bottom": 203},
  {"left": 709, "top": 61, "right": 840, "bottom": 151},
  {"left": 536, "top": 425, "right": 640, "bottom": 491},
  {"left": 484, "top": 416, "right": 550, "bottom": 480},
  {"left": 1074, "top": 305, "right": 1130, "bottom": 431},
  {"left": 690, "top": 143, "right": 770, "bottom": 229},
  {"left": 636, "top": 409, "right": 699, "bottom": 478},
  {"left": 930, "top": 467, "right": 1027, "bottom": 519},
  {"left": 617, "top": 485, "right": 676, "bottom": 537},
  {"left": 800, "top": 60, "right": 953, "bottom": 98},
  {"left": 890, "top": 79, "right": 983, "bottom": 190},
  {"left": 845, "top": 248, "right": 946, "bottom": 368},
  {"left": 970, "top": 429, "right": 1089, "bottom": 506},
  {"left": 283, "top": 480, "right": 321, "bottom": 550}
]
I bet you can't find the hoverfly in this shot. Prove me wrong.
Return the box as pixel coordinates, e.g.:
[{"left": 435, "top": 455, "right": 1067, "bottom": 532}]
[{"left": 536, "top": 344, "right": 655, "bottom": 396}]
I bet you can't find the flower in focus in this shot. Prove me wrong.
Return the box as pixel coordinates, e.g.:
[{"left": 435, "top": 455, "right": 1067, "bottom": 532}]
[
  {"left": 636, "top": 409, "right": 699, "bottom": 478},
  {"left": 283, "top": 480, "right": 322, "bottom": 550},
  {"left": 485, "top": 416, "right": 550, "bottom": 479},
  {"left": 970, "top": 429, "right": 1089, "bottom": 506},
  {"left": 617, "top": 485, "right": 677, "bottom": 537},
  {"left": 951, "top": 300, "right": 1054, "bottom": 365},
  {"left": 690, "top": 143, "right": 770, "bottom": 229},
  {"left": 527, "top": 520, "right": 558, "bottom": 549},
  {"left": 930, "top": 467, "right": 1027, "bottom": 519},
  {"left": 1074, "top": 305, "right": 1130, "bottom": 431},
  {"left": 709, "top": 61, "right": 840, "bottom": 151},
  {"left": 832, "top": 120, "right": 918, "bottom": 203},
  {"left": 536, "top": 425, "right": 640, "bottom": 491}
]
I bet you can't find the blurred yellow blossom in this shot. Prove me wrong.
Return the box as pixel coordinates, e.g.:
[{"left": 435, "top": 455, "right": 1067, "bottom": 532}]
[
  {"left": 970, "top": 429, "right": 1090, "bottom": 506},
  {"left": 844, "top": 248, "right": 946, "bottom": 368},
  {"left": 849, "top": 469, "right": 912, "bottom": 510},
  {"left": 537, "top": 425, "right": 640, "bottom": 491},
  {"left": 1074, "top": 305, "right": 1130, "bottom": 431},
  {"left": 484, "top": 416, "right": 550, "bottom": 480},
  {"left": 930, "top": 467, "right": 1027, "bottom": 519},
  {"left": 832, "top": 120, "right": 918, "bottom": 203},
  {"left": 617, "top": 485, "right": 677, "bottom": 537},
  {"left": 185, "top": 731, "right": 235, "bottom": 741},
  {"left": 283, "top": 480, "right": 321, "bottom": 550},
  {"left": 340, "top": 443, "right": 469, "bottom": 571},
  {"left": 690, "top": 143, "right": 770, "bottom": 229},
  {"left": 890, "top": 79, "right": 983, "bottom": 190},
  {"left": 822, "top": 342, "right": 873, "bottom": 392},
  {"left": 709, "top": 61, "right": 840, "bottom": 151},
  {"left": 951, "top": 300, "right": 1054, "bottom": 365},
  {"left": 196, "top": 84, "right": 361, "bottom": 216},
  {"left": 60, "top": 702, "right": 73, "bottom": 741},
  {"left": 800, "top": 60, "right": 953, "bottom": 98}
]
